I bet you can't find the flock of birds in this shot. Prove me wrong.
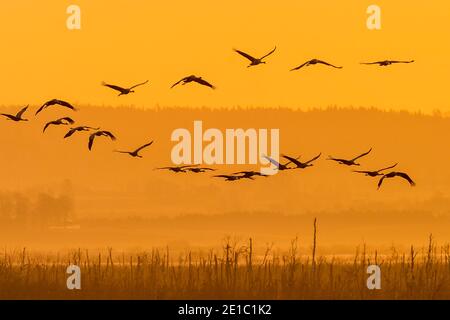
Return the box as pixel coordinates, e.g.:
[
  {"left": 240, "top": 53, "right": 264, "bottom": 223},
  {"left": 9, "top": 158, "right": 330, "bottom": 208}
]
[
  {"left": 207, "top": 149, "right": 416, "bottom": 189},
  {"left": 174, "top": 148, "right": 415, "bottom": 190},
  {"left": 1, "top": 46, "right": 415, "bottom": 190},
  {"left": 1, "top": 100, "right": 117, "bottom": 151},
  {"left": 93, "top": 48, "right": 414, "bottom": 92}
]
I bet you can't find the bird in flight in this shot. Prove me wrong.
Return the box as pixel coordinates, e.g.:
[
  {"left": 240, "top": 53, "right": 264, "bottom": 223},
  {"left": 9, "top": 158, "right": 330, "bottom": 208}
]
[
  {"left": 156, "top": 165, "right": 199, "bottom": 173},
  {"left": 263, "top": 155, "right": 293, "bottom": 171},
  {"left": 88, "top": 130, "right": 117, "bottom": 151},
  {"left": 43, "top": 117, "right": 75, "bottom": 133},
  {"left": 360, "top": 60, "right": 415, "bottom": 67},
  {"left": 290, "top": 59, "right": 342, "bottom": 71},
  {"left": 233, "top": 171, "right": 269, "bottom": 179},
  {"left": 36, "top": 99, "right": 76, "bottom": 115},
  {"left": 171, "top": 75, "right": 216, "bottom": 89},
  {"left": 233, "top": 46, "right": 277, "bottom": 67},
  {"left": 378, "top": 171, "right": 416, "bottom": 189},
  {"left": 185, "top": 167, "right": 216, "bottom": 173},
  {"left": 114, "top": 141, "right": 154, "bottom": 158},
  {"left": 64, "top": 126, "right": 99, "bottom": 139},
  {"left": 281, "top": 153, "right": 322, "bottom": 169},
  {"left": 102, "top": 80, "right": 149, "bottom": 96},
  {"left": 353, "top": 163, "right": 398, "bottom": 177},
  {"left": 213, "top": 174, "right": 246, "bottom": 182},
  {"left": 327, "top": 148, "right": 372, "bottom": 166},
  {"left": 1, "top": 105, "right": 29, "bottom": 122}
]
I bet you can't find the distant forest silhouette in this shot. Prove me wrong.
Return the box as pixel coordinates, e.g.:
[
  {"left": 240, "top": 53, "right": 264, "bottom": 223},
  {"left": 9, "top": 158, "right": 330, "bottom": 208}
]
[{"left": 0, "top": 191, "right": 74, "bottom": 228}]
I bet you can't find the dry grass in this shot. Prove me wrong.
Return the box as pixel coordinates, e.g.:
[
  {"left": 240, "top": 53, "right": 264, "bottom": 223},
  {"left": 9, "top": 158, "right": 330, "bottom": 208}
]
[{"left": 1, "top": 233, "right": 450, "bottom": 300}]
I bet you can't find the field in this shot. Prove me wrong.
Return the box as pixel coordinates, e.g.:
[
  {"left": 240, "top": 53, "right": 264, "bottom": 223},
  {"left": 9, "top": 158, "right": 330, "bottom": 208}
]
[{"left": 2, "top": 230, "right": 450, "bottom": 300}]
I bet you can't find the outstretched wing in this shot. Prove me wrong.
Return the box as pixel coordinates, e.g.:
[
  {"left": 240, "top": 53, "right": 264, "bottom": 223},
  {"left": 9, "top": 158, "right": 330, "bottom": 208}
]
[
  {"left": 171, "top": 78, "right": 186, "bottom": 89},
  {"left": 351, "top": 148, "right": 372, "bottom": 161},
  {"left": 327, "top": 156, "right": 345, "bottom": 162},
  {"left": 16, "top": 105, "right": 29, "bottom": 118},
  {"left": 305, "top": 153, "right": 322, "bottom": 164},
  {"left": 88, "top": 134, "right": 96, "bottom": 150},
  {"left": 233, "top": 49, "right": 257, "bottom": 62},
  {"left": 194, "top": 78, "right": 216, "bottom": 89},
  {"left": 35, "top": 100, "right": 53, "bottom": 115},
  {"left": 233, "top": 171, "right": 252, "bottom": 175},
  {"left": 102, "top": 82, "right": 126, "bottom": 93},
  {"left": 377, "top": 176, "right": 387, "bottom": 189},
  {"left": 396, "top": 172, "right": 416, "bottom": 186},
  {"left": 43, "top": 121, "right": 56, "bottom": 133},
  {"left": 55, "top": 100, "right": 76, "bottom": 111},
  {"left": 134, "top": 141, "right": 154, "bottom": 153},
  {"left": 390, "top": 60, "right": 414, "bottom": 64},
  {"left": 180, "top": 164, "right": 199, "bottom": 169},
  {"left": 290, "top": 61, "right": 310, "bottom": 71},
  {"left": 102, "top": 131, "right": 117, "bottom": 140},
  {"left": 260, "top": 46, "right": 277, "bottom": 60},
  {"left": 0, "top": 114, "right": 15, "bottom": 120},
  {"left": 377, "top": 163, "right": 398, "bottom": 172},
  {"left": 281, "top": 155, "right": 303, "bottom": 167},
  {"left": 60, "top": 117, "right": 75, "bottom": 124},
  {"left": 129, "top": 80, "right": 149, "bottom": 90},
  {"left": 317, "top": 60, "right": 342, "bottom": 69},
  {"left": 64, "top": 128, "right": 77, "bottom": 138}
]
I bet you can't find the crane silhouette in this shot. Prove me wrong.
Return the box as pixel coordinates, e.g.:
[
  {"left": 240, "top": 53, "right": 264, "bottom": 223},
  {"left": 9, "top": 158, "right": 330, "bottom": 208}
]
[
  {"left": 36, "top": 99, "right": 76, "bottom": 115},
  {"left": 378, "top": 172, "right": 416, "bottom": 189},
  {"left": 102, "top": 80, "right": 149, "bottom": 96},
  {"left": 114, "top": 141, "right": 154, "bottom": 158},
  {"left": 184, "top": 167, "right": 216, "bottom": 173},
  {"left": 361, "top": 60, "right": 414, "bottom": 67},
  {"left": 291, "top": 59, "right": 342, "bottom": 71},
  {"left": 233, "top": 171, "right": 269, "bottom": 179},
  {"left": 156, "top": 165, "right": 199, "bottom": 173},
  {"left": 88, "top": 130, "right": 117, "bottom": 151},
  {"left": 281, "top": 153, "right": 322, "bottom": 169},
  {"left": 1, "top": 105, "right": 29, "bottom": 122},
  {"left": 213, "top": 174, "right": 249, "bottom": 181},
  {"left": 354, "top": 163, "right": 398, "bottom": 177},
  {"left": 64, "top": 126, "right": 99, "bottom": 139},
  {"left": 327, "top": 148, "right": 372, "bottom": 166},
  {"left": 171, "top": 75, "right": 216, "bottom": 89},
  {"left": 233, "top": 46, "right": 277, "bottom": 67},
  {"left": 43, "top": 117, "right": 75, "bottom": 133}
]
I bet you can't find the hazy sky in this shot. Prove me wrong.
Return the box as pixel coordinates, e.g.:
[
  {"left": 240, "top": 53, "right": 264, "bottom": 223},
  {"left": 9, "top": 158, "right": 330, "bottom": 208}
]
[{"left": 1, "top": 1, "right": 449, "bottom": 111}]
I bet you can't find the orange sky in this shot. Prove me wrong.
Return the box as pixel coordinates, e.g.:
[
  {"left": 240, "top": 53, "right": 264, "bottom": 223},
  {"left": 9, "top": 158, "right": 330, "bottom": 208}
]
[{"left": 0, "top": 1, "right": 449, "bottom": 111}]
